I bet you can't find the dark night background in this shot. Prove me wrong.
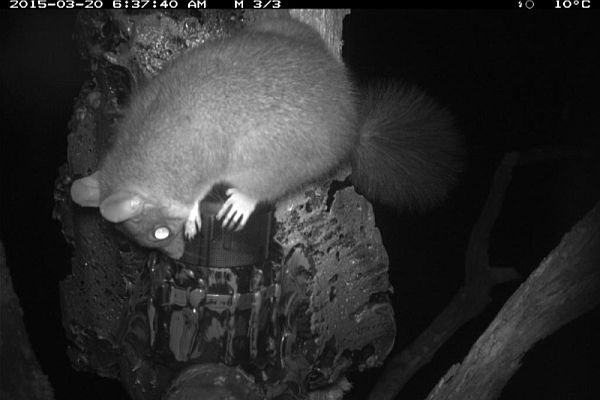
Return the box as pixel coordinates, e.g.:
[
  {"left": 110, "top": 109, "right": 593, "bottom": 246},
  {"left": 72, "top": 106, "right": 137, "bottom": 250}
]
[{"left": 1, "top": 8, "right": 599, "bottom": 400}]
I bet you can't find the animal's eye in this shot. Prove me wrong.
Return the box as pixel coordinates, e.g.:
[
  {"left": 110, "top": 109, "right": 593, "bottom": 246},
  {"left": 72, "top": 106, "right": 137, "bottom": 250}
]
[{"left": 153, "top": 226, "right": 170, "bottom": 240}]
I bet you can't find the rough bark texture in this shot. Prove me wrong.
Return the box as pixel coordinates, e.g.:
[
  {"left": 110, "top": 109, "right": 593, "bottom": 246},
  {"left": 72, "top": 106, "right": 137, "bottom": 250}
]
[
  {"left": 426, "top": 199, "right": 600, "bottom": 400},
  {"left": 0, "top": 241, "right": 55, "bottom": 400}
]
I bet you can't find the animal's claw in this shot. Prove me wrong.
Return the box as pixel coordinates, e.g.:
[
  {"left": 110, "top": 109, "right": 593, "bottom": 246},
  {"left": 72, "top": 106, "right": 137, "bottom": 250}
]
[
  {"left": 184, "top": 201, "right": 201, "bottom": 239},
  {"left": 216, "top": 189, "right": 257, "bottom": 231}
]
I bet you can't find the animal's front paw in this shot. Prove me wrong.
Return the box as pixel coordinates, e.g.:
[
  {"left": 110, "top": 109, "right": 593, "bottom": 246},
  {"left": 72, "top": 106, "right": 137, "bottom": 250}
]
[
  {"left": 184, "top": 201, "right": 201, "bottom": 239},
  {"left": 216, "top": 188, "right": 257, "bottom": 231}
]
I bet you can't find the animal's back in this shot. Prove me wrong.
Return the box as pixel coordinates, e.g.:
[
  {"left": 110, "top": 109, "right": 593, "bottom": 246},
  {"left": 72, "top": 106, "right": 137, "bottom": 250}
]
[
  {"left": 71, "top": 16, "right": 463, "bottom": 260},
  {"left": 102, "top": 19, "right": 358, "bottom": 204}
]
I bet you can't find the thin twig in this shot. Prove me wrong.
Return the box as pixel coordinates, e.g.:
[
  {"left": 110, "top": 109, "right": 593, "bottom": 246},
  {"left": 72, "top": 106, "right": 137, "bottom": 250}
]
[{"left": 368, "top": 153, "right": 521, "bottom": 400}]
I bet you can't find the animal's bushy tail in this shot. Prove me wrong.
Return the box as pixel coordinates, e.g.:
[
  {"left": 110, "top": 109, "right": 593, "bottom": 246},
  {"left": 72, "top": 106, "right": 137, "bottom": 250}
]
[{"left": 351, "top": 82, "right": 463, "bottom": 212}]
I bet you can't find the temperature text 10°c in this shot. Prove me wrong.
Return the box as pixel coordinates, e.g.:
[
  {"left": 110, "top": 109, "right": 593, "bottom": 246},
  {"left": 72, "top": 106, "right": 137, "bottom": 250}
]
[{"left": 555, "top": 0, "right": 591, "bottom": 8}]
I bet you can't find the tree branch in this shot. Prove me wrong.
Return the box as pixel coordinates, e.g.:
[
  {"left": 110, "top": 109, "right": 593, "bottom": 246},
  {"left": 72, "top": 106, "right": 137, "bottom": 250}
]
[
  {"left": 0, "top": 242, "right": 55, "bottom": 400},
  {"left": 426, "top": 199, "right": 600, "bottom": 400},
  {"left": 369, "top": 153, "right": 521, "bottom": 400}
]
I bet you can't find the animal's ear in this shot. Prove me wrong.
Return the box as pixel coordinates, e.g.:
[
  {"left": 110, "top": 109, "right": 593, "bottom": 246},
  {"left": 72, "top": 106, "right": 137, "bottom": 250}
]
[
  {"left": 99, "top": 192, "right": 144, "bottom": 223},
  {"left": 71, "top": 172, "right": 101, "bottom": 207}
]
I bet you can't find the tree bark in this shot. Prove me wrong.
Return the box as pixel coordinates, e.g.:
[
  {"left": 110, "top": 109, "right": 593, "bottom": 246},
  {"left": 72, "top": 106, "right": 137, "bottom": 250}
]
[{"left": 427, "top": 199, "right": 600, "bottom": 400}]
